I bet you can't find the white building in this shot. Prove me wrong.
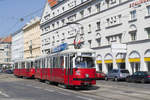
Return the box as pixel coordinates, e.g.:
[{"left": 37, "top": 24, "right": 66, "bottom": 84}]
[
  {"left": 40, "top": 0, "right": 150, "bottom": 74},
  {"left": 11, "top": 29, "right": 24, "bottom": 61}
]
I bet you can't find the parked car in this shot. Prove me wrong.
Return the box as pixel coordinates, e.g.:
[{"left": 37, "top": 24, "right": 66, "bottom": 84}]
[
  {"left": 126, "top": 71, "right": 150, "bottom": 83},
  {"left": 4, "top": 69, "right": 13, "bottom": 74},
  {"left": 96, "top": 71, "right": 106, "bottom": 80},
  {"left": 105, "top": 69, "right": 130, "bottom": 81}
]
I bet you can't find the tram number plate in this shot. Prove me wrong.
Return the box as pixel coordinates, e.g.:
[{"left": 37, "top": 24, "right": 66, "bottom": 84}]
[{"left": 84, "top": 82, "right": 89, "bottom": 85}]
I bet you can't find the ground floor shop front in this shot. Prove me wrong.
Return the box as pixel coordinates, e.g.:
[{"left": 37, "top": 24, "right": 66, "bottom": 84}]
[{"left": 95, "top": 40, "right": 150, "bottom": 74}]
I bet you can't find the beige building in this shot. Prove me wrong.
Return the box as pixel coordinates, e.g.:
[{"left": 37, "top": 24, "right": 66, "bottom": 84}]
[
  {"left": 0, "top": 36, "right": 12, "bottom": 68},
  {"left": 23, "top": 17, "right": 42, "bottom": 59}
]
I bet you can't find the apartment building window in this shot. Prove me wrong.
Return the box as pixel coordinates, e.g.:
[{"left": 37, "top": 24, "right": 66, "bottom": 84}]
[
  {"left": 110, "top": 0, "right": 117, "bottom": 4},
  {"left": 96, "top": 38, "right": 101, "bottom": 47},
  {"left": 52, "top": 24, "right": 55, "bottom": 29},
  {"left": 62, "top": 7, "right": 65, "bottom": 11},
  {"left": 145, "top": 28, "right": 150, "bottom": 39},
  {"left": 95, "top": 3, "right": 101, "bottom": 12},
  {"left": 57, "top": 21, "right": 59, "bottom": 27},
  {"left": 61, "top": 19, "right": 65, "bottom": 25},
  {"left": 53, "top": 12, "right": 55, "bottom": 16},
  {"left": 96, "top": 21, "right": 101, "bottom": 31},
  {"left": 87, "top": 7, "right": 92, "bottom": 15},
  {"left": 80, "top": 10, "right": 84, "bottom": 18},
  {"left": 88, "top": 24, "right": 92, "bottom": 33},
  {"left": 147, "top": 6, "right": 150, "bottom": 15},
  {"left": 88, "top": 40, "right": 92, "bottom": 48},
  {"left": 130, "top": 31, "right": 137, "bottom": 41},
  {"left": 106, "top": 34, "right": 122, "bottom": 44},
  {"left": 130, "top": 10, "right": 136, "bottom": 20},
  {"left": 81, "top": 26, "right": 84, "bottom": 34},
  {"left": 44, "top": 14, "right": 50, "bottom": 20},
  {"left": 106, "top": 14, "right": 122, "bottom": 27}
]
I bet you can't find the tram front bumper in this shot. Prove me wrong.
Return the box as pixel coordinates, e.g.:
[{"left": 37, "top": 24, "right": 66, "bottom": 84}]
[{"left": 73, "top": 78, "right": 96, "bottom": 86}]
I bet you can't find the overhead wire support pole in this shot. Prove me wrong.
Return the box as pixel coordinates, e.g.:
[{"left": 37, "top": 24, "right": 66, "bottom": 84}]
[{"left": 66, "top": 22, "right": 83, "bottom": 49}]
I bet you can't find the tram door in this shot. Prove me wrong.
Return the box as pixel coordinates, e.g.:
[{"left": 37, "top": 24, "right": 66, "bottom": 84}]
[{"left": 65, "top": 54, "right": 73, "bottom": 85}]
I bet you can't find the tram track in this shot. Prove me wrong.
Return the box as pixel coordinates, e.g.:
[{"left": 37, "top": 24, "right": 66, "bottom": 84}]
[
  {"left": 26, "top": 78, "right": 150, "bottom": 100},
  {"left": 3, "top": 75, "right": 150, "bottom": 100}
]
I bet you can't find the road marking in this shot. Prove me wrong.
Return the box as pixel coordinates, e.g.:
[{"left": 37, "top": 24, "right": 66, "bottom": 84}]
[
  {"left": 56, "top": 91, "right": 71, "bottom": 96},
  {"left": 76, "top": 96, "right": 94, "bottom": 100},
  {"left": 44, "top": 89, "right": 55, "bottom": 92},
  {"left": 0, "top": 91, "right": 10, "bottom": 98}
]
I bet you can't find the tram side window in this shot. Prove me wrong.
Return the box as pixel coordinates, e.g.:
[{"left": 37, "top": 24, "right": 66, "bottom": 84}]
[
  {"left": 42, "top": 59, "right": 45, "bottom": 68},
  {"left": 70, "top": 56, "right": 73, "bottom": 69},
  {"left": 35, "top": 61, "right": 38, "bottom": 69},
  {"left": 47, "top": 57, "right": 49, "bottom": 68},
  {"left": 31, "top": 61, "right": 34, "bottom": 68},
  {"left": 57, "top": 56, "right": 60, "bottom": 68},
  {"left": 65, "top": 56, "right": 68, "bottom": 69},
  {"left": 15, "top": 63, "right": 18, "bottom": 69},
  {"left": 53, "top": 57, "right": 56, "bottom": 68},
  {"left": 38, "top": 60, "right": 41, "bottom": 68},
  {"left": 22, "top": 62, "right": 25, "bottom": 69},
  {"left": 50, "top": 57, "right": 53, "bottom": 68},
  {"left": 60, "top": 56, "right": 64, "bottom": 68},
  {"left": 26, "top": 62, "right": 30, "bottom": 69}
]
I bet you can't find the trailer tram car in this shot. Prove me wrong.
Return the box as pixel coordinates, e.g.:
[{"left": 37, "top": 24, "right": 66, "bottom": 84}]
[
  {"left": 33, "top": 48, "right": 96, "bottom": 88},
  {"left": 13, "top": 59, "right": 35, "bottom": 78}
]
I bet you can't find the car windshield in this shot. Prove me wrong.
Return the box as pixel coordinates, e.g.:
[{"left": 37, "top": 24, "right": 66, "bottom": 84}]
[
  {"left": 121, "top": 70, "right": 129, "bottom": 73},
  {"left": 75, "top": 56, "right": 95, "bottom": 68},
  {"left": 147, "top": 72, "right": 150, "bottom": 75}
]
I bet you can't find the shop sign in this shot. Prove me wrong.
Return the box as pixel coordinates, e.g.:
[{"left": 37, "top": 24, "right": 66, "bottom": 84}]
[
  {"left": 130, "top": 0, "right": 150, "bottom": 8},
  {"left": 48, "top": 0, "right": 65, "bottom": 8}
]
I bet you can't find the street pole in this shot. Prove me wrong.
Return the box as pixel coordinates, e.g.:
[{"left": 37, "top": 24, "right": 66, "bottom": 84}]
[{"left": 66, "top": 22, "right": 82, "bottom": 49}]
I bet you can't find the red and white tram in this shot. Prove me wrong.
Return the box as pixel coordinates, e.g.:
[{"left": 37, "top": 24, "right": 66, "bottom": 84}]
[
  {"left": 14, "top": 47, "right": 96, "bottom": 88},
  {"left": 13, "top": 59, "right": 35, "bottom": 78}
]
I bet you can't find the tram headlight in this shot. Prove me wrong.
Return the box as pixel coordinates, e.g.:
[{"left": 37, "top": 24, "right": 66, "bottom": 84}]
[
  {"left": 76, "top": 70, "right": 81, "bottom": 75},
  {"left": 85, "top": 74, "right": 89, "bottom": 78}
]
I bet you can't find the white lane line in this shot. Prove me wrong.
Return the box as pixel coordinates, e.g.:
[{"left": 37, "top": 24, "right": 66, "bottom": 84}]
[
  {"left": 76, "top": 96, "right": 94, "bottom": 100},
  {"left": 44, "top": 89, "right": 55, "bottom": 92},
  {"left": 34, "top": 86, "right": 42, "bottom": 89},
  {"left": 56, "top": 91, "right": 71, "bottom": 96},
  {"left": 0, "top": 91, "right": 10, "bottom": 98}
]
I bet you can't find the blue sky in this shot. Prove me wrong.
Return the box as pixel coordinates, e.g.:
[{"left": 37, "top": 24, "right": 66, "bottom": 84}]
[{"left": 0, "top": 0, "right": 46, "bottom": 37}]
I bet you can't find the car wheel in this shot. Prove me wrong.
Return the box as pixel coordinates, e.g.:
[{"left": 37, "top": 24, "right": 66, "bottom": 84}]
[
  {"left": 105, "top": 77, "right": 108, "bottom": 81},
  {"left": 126, "top": 78, "right": 130, "bottom": 82},
  {"left": 141, "top": 79, "right": 146, "bottom": 84},
  {"left": 114, "top": 77, "right": 118, "bottom": 82}
]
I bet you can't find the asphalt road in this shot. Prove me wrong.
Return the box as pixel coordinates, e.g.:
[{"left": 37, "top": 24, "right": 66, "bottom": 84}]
[{"left": 0, "top": 74, "right": 150, "bottom": 100}]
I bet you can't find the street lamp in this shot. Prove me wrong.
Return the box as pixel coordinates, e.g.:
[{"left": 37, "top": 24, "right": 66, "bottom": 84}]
[{"left": 66, "top": 22, "right": 83, "bottom": 49}]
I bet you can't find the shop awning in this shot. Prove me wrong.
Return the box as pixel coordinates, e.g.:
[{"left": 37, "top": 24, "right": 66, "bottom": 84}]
[
  {"left": 129, "top": 58, "right": 140, "bottom": 62},
  {"left": 116, "top": 59, "right": 125, "bottom": 63},
  {"left": 104, "top": 60, "right": 113, "bottom": 63},
  {"left": 96, "top": 60, "right": 102, "bottom": 64},
  {"left": 144, "top": 57, "right": 150, "bottom": 62}
]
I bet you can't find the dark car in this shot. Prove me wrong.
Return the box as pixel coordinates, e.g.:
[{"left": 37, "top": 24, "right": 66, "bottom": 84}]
[
  {"left": 96, "top": 71, "right": 106, "bottom": 80},
  {"left": 105, "top": 69, "right": 130, "bottom": 81},
  {"left": 126, "top": 71, "right": 150, "bottom": 83},
  {"left": 4, "top": 69, "right": 13, "bottom": 74}
]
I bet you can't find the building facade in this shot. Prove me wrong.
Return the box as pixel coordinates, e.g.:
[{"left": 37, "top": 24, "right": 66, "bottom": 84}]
[
  {"left": 11, "top": 29, "right": 24, "bottom": 62},
  {"left": 0, "top": 36, "right": 12, "bottom": 68},
  {"left": 23, "top": 17, "right": 42, "bottom": 59},
  {"left": 40, "top": 0, "right": 150, "bottom": 74}
]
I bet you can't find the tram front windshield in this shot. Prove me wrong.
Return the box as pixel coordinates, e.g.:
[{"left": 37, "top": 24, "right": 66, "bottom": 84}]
[{"left": 75, "top": 56, "right": 95, "bottom": 68}]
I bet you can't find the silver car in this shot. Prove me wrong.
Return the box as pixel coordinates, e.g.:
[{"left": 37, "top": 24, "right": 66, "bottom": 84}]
[{"left": 105, "top": 69, "right": 130, "bottom": 81}]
